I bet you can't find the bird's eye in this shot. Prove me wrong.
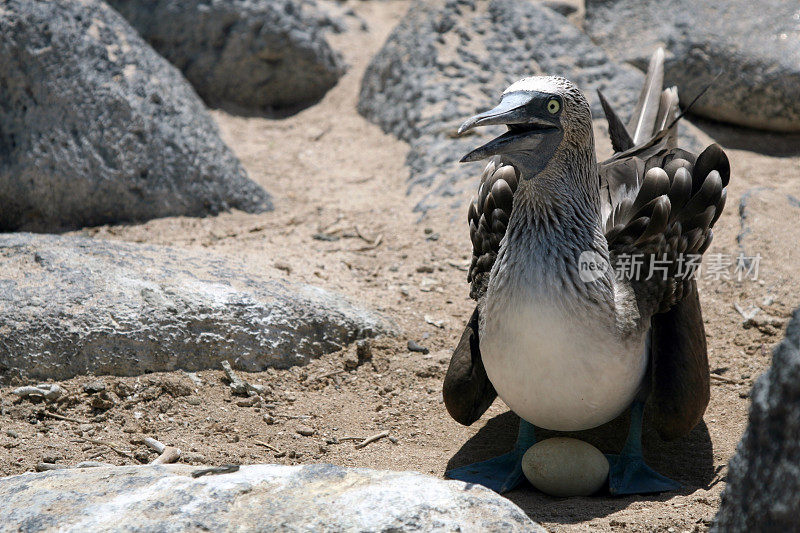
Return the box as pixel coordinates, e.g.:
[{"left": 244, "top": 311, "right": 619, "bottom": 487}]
[{"left": 547, "top": 99, "right": 561, "bottom": 114}]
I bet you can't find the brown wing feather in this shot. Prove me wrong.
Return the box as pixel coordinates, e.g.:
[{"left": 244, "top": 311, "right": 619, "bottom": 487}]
[
  {"left": 602, "top": 143, "right": 729, "bottom": 318},
  {"left": 467, "top": 156, "right": 519, "bottom": 300}
]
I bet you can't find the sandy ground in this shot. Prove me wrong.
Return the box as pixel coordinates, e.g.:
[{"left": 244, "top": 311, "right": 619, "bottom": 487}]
[{"left": 2, "top": 2, "right": 800, "bottom": 531}]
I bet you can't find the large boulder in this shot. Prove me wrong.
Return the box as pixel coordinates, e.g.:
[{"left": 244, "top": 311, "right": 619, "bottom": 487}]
[
  {"left": 106, "top": 0, "right": 346, "bottom": 111},
  {"left": 712, "top": 308, "right": 800, "bottom": 531},
  {"left": 0, "top": 234, "right": 392, "bottom": 384},
  {"left": 584, "top": 0, "right": 800, "bottom": 132},
  {"left": 0, "top": 464, "right": 544, "bottom": 532},
  {"left": 736, "top": 187, "right": 800, "bottom": 283},
  {"left": 358, "top": 0, "right": 645, "bottom": 212},
  {"left": 0, "top": 0, "right": 272, "bottom": 233}
]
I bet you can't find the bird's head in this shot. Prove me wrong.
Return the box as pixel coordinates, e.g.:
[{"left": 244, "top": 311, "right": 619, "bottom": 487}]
[{"left": 458, "top": 76, "right": 593, "bottom": 178}]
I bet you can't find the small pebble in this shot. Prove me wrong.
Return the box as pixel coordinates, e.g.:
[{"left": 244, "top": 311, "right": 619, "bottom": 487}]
[
  {"left": 90, "top": 394, "right": 115, "bottom": 410},
  {"left": 182, "top": 452, "right": 207, "bottom": 463},
  {"left": 407, "top": 340, "right": 429, "bottom": 354},
  {"left": 274, "top": 261, "right": 292, "bottom": 273},
  {"left": 343, "top": 350, "right": 359, "bottom": 370},
  {"left": 83, "top": 381, "right": 106, "bottom": 394},
  {"left": 134, "top": 450, "right": 151, "bottom": 463},
  {"left": 296, "top": 425, "right": 315, "bottom": 437},
  {"left": 356, "top": 339, "right": 372, "bottom": 364},
  {"left": 6, "top": 430, "right": 19, "bottom": 439},
  {"left": 264, "top": 414, "right": 276, "bottom": 425},
  {"left": 36, "top": 462, "right": 65, "bottom": 472},
  {"left": 236, "top": 397, "right": 259, "bottom": 407}
]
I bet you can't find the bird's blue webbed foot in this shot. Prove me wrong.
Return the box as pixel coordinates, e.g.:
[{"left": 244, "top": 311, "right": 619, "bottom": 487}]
[
  {"left": 606, "top": 453, "right": 681, "bottom": 495},
  {"left": 606, "top": 401, "right": 681, "bottom": 495},
  {"left": 445, "top": 419, "right": 535, "bottom": 493}
]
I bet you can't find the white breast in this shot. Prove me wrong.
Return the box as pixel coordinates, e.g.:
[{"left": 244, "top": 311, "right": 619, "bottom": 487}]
[{"left": 480, "top": 290, "right": 647, "bottom": 431}]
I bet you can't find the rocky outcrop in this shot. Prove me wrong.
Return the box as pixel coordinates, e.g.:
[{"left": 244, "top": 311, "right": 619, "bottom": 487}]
[
  {"left": 358, "top": 0, "right": 646, "bottom": 212},
  {"left": 712, "top": 308, "right": 800, "bottom": 531},
  {"left": 0, "top": 234, "right": 392, "bottom": 383},
  {"left": 585, "top": 0, "right": 800, "bottom": 132},
  {"left": 106, "top": 0, "right": 346, "bottom": 111},
  {"left": 736, "top": 187, "right": 800, "bottom": 283},
  {"left": 0, "top": 464, "right": 544, "bottom": 532},
  {"left": 0, "top": 0, "right": 271, "bottom": 233}
]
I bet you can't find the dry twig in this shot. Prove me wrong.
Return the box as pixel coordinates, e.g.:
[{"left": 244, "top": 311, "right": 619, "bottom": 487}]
[
  {"left": 42, "top": 410, "right": 89, "bottom": 424},
  {"left": 307, "top": 369, "right": 345, "bottom": 382},
  {"left": 76, "top": 438, "right": 135, "bottom": 460},
  {"left": 355, "top": 430, "right": 390, "bottom": 449},
  {"left": 254, "top": 440, "right": 282, "bottom": 454},
  {"left": 710, "top": 373, "right": 741, "bottom": 385},
  {"left": 191, "top": 465, "right": 240, "bottom": 478}
]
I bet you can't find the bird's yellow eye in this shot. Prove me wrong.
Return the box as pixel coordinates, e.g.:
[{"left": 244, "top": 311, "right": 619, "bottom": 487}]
[{"left": 547, "top": 99, "right": 561, "bottom": 114}]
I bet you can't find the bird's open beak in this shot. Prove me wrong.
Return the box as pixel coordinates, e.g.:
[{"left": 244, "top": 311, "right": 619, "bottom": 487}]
[{"left": 458, "top": 92, "right": 558, "bottom": 163}]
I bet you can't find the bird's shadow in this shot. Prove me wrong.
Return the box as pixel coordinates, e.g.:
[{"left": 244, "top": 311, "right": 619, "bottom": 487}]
[{"left": 446, "top": 410, "right": 715, "bottom": 525}]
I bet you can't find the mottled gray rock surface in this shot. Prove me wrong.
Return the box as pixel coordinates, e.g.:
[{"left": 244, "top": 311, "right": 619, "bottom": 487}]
[
  {"left": 358, "top": 0, "right": 645, "bottom": 212},
  {"left": 736, "top": 187, "right": 800, "bottom": 283},
  {"left": 0, "top": 234, "right": 391, "bottom": 384},
  {"left": 0, "top": 0, "right": 271, "bottom": 233},
  {"left": 585, "top": 0, "right": 800, "bottom": 132},
  {"left": 0, "top": 464, "right": 543, "bottom": 532},
  {"left": 106, "top": 0, "right": 345, "bottom": 111},
  {"left": 712, "top": 308, "right": 800, "bottom": 532}
]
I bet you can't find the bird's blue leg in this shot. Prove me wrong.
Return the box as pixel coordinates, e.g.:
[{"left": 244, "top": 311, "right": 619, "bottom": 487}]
[
  {"left": 606, "top": 400, "right": 681, "bottom": 495},
  {"left": 445, "top": 419, "right": 535, "bottom": 493}
]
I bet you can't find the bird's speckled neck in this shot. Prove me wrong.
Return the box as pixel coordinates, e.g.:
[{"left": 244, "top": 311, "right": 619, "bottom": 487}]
[{"left": 491, "top": 137, "right": 616, "bottom": 317}]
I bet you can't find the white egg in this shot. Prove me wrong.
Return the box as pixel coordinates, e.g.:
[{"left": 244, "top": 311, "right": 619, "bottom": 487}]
[{"left": 521, "top": 437, "right": 609, "bottom": 497}]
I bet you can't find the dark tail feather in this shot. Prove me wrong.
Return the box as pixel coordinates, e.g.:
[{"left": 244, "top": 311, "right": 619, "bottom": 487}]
[
  {"left": 598, "top": 89, "right": 634, "bottom": 153},
  {"left": 650, "top": 281, "right": 710, "bottom": 440}
]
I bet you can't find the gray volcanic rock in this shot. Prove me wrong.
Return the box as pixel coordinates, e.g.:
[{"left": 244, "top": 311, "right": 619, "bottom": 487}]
[
  {"left": 0, "top": 464, "right": 544, "bottom": 532},
  {"left": 585, "top": 0, "right": 800, "bottom": 132},
  {"left": 358, "top": 0, "right": 645, "bottom": 212},
  {"left": 712, "top": 308, "right": 800, "bottom": 532},
  {"left": 0, "top": 0, "right": 271, "bottom": 233},
  {"left": 0, "top": 234, "right": 391, "bottom": 384},
  {"left": 106, "top": 0, "right": 346, "bottom": 111},
  {"left": 736, "top": 187, "right": 800, "bottom": 283}
]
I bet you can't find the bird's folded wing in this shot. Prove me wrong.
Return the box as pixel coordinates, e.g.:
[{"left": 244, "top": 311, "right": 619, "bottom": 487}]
[
  {"left": 466, "top": 156, "right": 519, "bottom": 301},
  {"left": 601, "top": 143, "right": 730, "bottom": 319},
  {"left": 443, "top": 306, "right": 498, "bottom": 426}
]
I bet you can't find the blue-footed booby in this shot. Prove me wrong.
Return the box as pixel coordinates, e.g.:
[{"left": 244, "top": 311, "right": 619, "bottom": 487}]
[{"left": 443, "top": 48, "right": 730, "bottom": 495}]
